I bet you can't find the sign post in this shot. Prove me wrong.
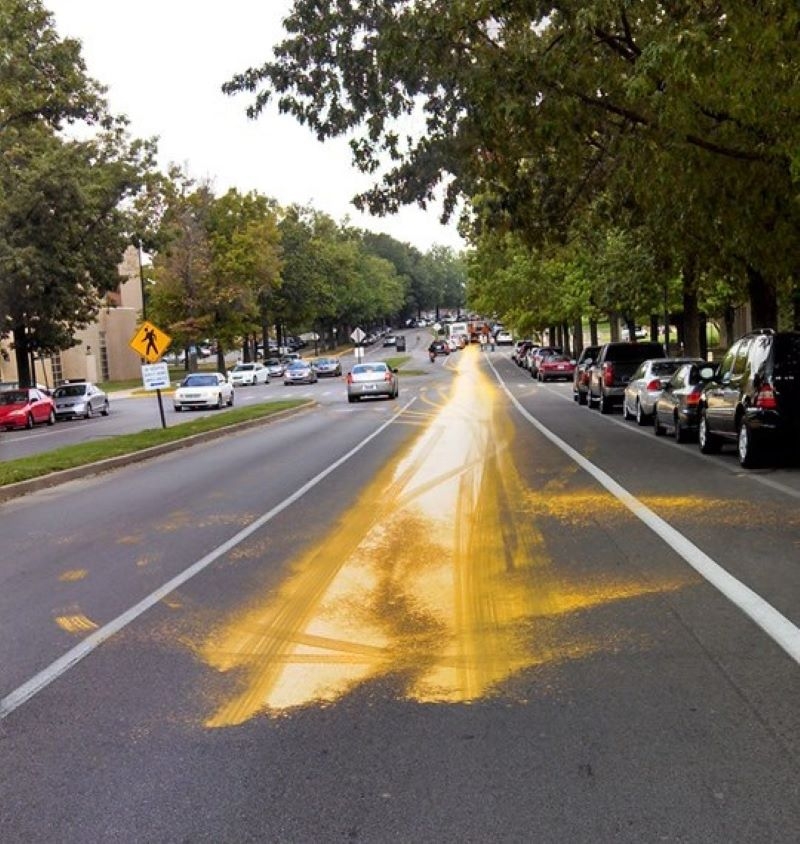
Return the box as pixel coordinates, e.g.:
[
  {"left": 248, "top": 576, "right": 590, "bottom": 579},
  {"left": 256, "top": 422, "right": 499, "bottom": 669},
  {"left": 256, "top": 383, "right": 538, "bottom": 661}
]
[
  {"left": 350, "top": 327, "right": 366, "bottom": 362},
  {"left": 130, "top": 321, "right": 172, "bottom": 429}
]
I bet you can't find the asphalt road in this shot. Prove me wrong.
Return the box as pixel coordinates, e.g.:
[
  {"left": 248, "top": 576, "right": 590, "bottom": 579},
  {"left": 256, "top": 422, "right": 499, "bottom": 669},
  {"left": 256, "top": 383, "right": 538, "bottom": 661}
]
[
  {"left": 0, "top": 337, "right": 423, "bottom": 461},
  {"left": 1, "top": 343, "right": 799, "bottom": 843}
]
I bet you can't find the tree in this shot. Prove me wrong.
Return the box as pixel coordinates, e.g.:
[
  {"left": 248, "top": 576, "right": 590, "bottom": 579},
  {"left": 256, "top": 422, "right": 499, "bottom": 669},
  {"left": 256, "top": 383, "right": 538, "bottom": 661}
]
[
  {"left": 0, "top": 0, "right": 157, "bottom": 385},
  {"left": 225, "top": 1, "right": 800, "bottom": 330}
]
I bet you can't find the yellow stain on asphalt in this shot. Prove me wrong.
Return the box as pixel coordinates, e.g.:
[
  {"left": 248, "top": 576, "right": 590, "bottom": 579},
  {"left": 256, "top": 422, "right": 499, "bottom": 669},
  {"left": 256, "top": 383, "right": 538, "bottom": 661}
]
[
  {"left": 201, "top": 347, "right": 692, "bottom": 727},
  {"left": 58, "top": 569, "right": 88, "bottom": 582},
  {"left": 55, "top": 613, "right": 99, "bottom": 634}
]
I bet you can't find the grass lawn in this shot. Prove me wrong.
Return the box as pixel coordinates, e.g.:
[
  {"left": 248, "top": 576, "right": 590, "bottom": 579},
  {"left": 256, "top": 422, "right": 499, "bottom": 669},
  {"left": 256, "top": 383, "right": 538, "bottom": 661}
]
[{"left": 0, "top": 399, "right": 308, "bottom": 488}]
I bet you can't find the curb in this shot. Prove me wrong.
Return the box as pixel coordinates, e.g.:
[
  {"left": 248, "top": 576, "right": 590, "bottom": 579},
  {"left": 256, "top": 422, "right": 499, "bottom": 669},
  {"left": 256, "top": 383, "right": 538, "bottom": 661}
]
[{"left": 0, "top": 401, "right": 315, "bottom": 504}]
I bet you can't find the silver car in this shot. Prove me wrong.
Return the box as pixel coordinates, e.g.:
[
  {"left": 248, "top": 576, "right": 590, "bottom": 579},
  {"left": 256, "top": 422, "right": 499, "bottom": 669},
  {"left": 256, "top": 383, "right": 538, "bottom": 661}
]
[
  {"left": 346, "top": 362, "right": 399, "bottom": 402},
  {"left": 283, "top": 360, "right": 318, "bottom": 385},
  {"left": 52, "top": 381, "right": 109, "bottom": 420},
  {"left": 622, "top": 357, "right": 704, "bottom": 425}
]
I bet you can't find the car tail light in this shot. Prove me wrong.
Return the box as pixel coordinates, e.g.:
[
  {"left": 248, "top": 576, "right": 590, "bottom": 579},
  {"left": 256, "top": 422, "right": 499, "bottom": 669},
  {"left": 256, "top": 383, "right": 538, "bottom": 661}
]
[
  {"left": 755, "top": 382, "right": 778, "bottom": 409},
  {"left": 602, "top": 362, "right": 614, "bottom": 387},
  {"left": 646, "top": 379, "right": 661, "bottom": 392},
  {"left": 686, "top": 390, "right": 701, "bottom": 406}
]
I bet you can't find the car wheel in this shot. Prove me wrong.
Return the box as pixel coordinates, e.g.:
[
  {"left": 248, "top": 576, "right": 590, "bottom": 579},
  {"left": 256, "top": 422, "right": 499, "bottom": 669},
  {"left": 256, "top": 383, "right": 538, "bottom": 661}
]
[
  {"left": 84, "top": 405, "right": 92, "bottom": 419},
  {"left": 228, "top": 392, "right": 234, "bottom": 407},
  {"left": 737, "top": 420, "right": 761, "bottom": 468},
  {"left": 25, "top": 413, "right": 34, "bottom": 429},
  {"left": 675, "top": 416, "right": 691, "bottom": 443},
  {"left": 348, "top": 395, "right": 358, "bottom": 403},
  {"left": 47, "top": 409, "right": 56, "bottom": 426},
  {"left": 698, "top": 411, "right": 721, "bottom": 454},
  {"left": 599, "top": 390, "right": 612, "bottom": 414},
  {"left": 101, "top": 401, "right": 110, "bottom": 416},
  {"left": 653, "top": 411, "right": 666, "bottom": 436},
  {"left": 635, "top": 401, "right": 649, "bottom": 426},
  {"left": 216, "top": 393, "right": 223, "bottom": 409},
  {"left": 622, "top": 400, "right": 632, "bottom": 420},
  {"left": 586, "top": 389, "right": 595, "bottom": 408},
  {"left": 577, "top": 389, "right": 587, "bottom": 406}
]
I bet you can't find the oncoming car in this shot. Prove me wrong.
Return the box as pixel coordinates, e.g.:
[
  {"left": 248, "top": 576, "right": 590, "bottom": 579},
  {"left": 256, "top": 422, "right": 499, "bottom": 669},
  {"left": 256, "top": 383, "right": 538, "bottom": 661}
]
[
  {"left": 228, "top": 362, "right": 269, "bottom": 386},
  {"left": 0, "top": 388, "right": 56, "bottom": 430},
  {"left": 346, "top": 362, "right": 399, "bottom": 402},
  {"left": 283, "top": 360, "right": 318, "bottom": 385},
  {"left": 173, "top": 373, "right": 234, "bottom": 411},
  {"left": 52, "top": 381, "right": 110, "bottom": 419},
  {"left": 311, "top": 357, "right": 342, "bottom": 377}
]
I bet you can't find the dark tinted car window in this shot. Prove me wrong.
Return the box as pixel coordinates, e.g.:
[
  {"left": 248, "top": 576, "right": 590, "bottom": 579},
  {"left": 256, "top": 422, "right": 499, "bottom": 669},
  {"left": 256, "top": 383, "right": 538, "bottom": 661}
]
[
  {"left": 773, "top": 334, "right": 800, "bottom": 375},
  {"left": 651, "top": 361, "right": 680, "bottom": 377},
  {"left": 607, "top": 343, "right": 664, "bottom": 362}
]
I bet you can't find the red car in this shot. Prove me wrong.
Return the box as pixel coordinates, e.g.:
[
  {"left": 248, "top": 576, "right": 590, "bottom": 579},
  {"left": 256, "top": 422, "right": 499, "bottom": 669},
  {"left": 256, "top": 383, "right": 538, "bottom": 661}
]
[
  {"left": 537, "top": 353, "right": 575, "bottom": 382},
  {"left": 0, "top": 388, "right": 56, "bottom": 430}
]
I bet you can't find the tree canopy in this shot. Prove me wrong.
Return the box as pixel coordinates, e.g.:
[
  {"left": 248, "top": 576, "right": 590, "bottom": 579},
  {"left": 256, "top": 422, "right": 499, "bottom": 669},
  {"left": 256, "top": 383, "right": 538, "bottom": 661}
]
[{"left": 225, "top": 1, "right": 800, "bottom": 338}]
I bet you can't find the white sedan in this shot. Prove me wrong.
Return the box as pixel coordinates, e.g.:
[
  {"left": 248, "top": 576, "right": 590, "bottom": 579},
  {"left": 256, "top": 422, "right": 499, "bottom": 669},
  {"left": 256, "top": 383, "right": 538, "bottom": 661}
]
[
  {"left": 228, "top": 362, "right": 269, "bottom": 386},
  {"left": 174, "top": 372, "right": 234, "bottom": 411}
]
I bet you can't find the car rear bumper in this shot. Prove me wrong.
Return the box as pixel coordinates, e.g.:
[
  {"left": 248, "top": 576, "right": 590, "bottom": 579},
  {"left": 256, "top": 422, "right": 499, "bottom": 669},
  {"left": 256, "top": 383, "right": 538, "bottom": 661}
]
[{"left": 348, "top": 384, "right": 393, "bottom": 398}]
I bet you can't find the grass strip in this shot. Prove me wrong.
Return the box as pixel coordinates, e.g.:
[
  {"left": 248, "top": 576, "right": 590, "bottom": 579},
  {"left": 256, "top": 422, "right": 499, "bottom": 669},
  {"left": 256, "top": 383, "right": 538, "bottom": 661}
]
[{"left": 0, "top": 399, "right": 307, "bottom": 488}]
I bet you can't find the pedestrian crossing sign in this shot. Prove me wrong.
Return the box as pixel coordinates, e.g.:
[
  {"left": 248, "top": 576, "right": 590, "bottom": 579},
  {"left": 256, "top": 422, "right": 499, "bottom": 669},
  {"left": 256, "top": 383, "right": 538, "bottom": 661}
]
[{"left": 130, "top": 320, "right": 171, "bottom": 363}]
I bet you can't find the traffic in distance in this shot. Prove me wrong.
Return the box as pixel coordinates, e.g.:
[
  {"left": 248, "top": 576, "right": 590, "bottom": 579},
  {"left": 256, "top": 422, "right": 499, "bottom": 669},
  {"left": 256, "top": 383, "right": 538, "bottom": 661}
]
[{"left": 3, "top": 321, "right": 799, "bottom": 473}]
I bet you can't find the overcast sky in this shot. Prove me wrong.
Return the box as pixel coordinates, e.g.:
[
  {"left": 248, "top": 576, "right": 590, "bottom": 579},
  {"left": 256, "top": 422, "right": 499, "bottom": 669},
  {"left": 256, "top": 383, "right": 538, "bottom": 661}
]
[{"left": 47, "top": 0, "right": 465, "bottom": 253}]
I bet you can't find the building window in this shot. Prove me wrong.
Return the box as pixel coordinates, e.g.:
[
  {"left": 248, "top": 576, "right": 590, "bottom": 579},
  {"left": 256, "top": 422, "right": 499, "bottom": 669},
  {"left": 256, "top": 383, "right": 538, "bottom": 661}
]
[
  {"left": 99, "top": 331, "right": 109, "bottom": 382},
  {"left": 51, "top": 352, "right": 63, "bottom": 386}
]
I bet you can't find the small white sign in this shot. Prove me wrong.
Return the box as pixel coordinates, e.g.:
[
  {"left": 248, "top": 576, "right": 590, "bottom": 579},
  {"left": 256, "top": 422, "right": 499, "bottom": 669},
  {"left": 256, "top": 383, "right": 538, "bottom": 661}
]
[
  {"left": 141, "top": 362, "right": 170, "bottom": 391},
  {"left": 350, "top": 327, "right": 366, "bottom": 344}
]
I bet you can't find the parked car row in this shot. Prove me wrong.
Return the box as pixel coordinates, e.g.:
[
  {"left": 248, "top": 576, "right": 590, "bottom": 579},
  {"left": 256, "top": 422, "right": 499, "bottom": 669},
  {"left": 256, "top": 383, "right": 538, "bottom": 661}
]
[
  {"left": 573, "top": 329, "right": 800, "bottom": 469},
  {"left": 511, "top": 341, "right": 575, "bottom": 380}
]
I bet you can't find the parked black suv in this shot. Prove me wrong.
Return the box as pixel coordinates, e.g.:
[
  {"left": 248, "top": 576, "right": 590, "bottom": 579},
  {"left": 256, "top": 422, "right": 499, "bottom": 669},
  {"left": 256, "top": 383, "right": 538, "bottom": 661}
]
[
  {"left": 697, "top": 329, "right": 800, "bottom": 467},
  {"left": 587, "top": 341, "right": 666, "bottom": 413}
]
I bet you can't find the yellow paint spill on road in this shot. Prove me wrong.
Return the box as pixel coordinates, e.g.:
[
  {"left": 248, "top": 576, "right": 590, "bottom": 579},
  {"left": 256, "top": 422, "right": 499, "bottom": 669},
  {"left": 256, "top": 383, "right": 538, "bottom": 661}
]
[
  {"left": 58, "top": 569, "right": 88, "bottom": 583},
  {"left": 55, "top": 613, "right": 99, "bottom": 634},
  {"left": 201, "top": 347, "right": 692, "bottom": 727}
]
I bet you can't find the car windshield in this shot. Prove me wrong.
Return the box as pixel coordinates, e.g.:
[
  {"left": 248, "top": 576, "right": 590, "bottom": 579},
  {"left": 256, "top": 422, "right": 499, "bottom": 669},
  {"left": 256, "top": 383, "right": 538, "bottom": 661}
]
[
  {"left": 54, "top": 385, "right": 87, "bottom": 397},
  {"left": 0, "top": 390, "right": 27, "bottom": 404},
  {"left": 353, "top": 364, "right": 387, "bottom": 374},
  {"left": 265, "top": 359, "right": 281, "bottom": 366},
  {"left": 182, "top": 375, "right": 217, "bottom": 386},
  {"left": 233, "top": 364, "right": 254, "bottom": 371},
  {"left": 547, "top": 355, "right": 570, "bottom": 363},
  {"left": 288, "top": 362, "right": 307, "bottom": 370}
]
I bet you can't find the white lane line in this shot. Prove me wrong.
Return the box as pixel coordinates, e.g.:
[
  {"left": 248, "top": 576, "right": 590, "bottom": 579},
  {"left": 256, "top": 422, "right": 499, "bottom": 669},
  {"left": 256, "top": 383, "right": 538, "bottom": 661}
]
[
  {"left": 0, "top": 396, "right": 417, "bottom": 721},
  {"left": 489, "top": 359, "right": 800, "bottom": 666}
]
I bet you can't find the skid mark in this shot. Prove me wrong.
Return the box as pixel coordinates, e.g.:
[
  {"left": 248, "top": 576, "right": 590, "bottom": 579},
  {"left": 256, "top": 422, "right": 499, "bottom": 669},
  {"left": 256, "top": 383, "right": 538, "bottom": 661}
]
[{"left": 200, "top": 347, "right": 693, "bottom": 726}]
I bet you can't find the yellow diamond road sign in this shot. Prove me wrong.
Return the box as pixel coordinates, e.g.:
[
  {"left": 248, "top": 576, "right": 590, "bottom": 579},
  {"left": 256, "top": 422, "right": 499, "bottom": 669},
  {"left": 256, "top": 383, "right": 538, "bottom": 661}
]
[{"left": 130, "top": 321, "right": 171, "bottom": 363}]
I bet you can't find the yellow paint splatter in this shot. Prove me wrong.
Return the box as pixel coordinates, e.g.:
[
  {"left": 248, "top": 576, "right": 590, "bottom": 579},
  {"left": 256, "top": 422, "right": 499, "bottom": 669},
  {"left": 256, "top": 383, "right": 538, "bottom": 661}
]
[
  {"left": 55, "top": 613, "right": 99, "bottom": 634},
  {"left": 201, "top": 347, "right": 694, "bottom": 728},
  {"left": 58, "top": 569, "right": 88, "bottom": 583}
]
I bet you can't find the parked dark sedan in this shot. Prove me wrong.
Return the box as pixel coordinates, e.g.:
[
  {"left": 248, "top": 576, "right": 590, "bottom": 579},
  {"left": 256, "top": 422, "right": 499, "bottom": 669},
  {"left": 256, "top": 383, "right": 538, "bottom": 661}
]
[{"left": 653, "top": 362, "right": 717, "bottom": 442}]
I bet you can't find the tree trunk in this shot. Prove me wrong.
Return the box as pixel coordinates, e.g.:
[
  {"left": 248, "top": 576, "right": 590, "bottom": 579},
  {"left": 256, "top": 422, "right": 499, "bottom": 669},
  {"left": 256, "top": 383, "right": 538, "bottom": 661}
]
[
  {"left": 649, "top": 315, "right": 659, "bottom": 342},
  {"left": 608, "top": 313, "right": 620, "bottom": 342},
  {"left": 589, "top": 319, "right": 598, "bottom": 346},
  {"left": 746, "top": 264, "right": 777, "bottom": 329},
  {"left": 560, "top": 321, "right": 570, "bottom": 356},
  {"left": 216, "top": 346, "right": 226, "bottom": 374},
  {"left": 573, "top": 319, "right": 584, "bottom": 356},
  {"left": 13, "top": 325, "right": 32, "bottom": 387},
  {"left": 792, "top": 278, "right": 800, "bottom": 330},
  {"left": 682, "top": 262, "right": 701, "bottom": 357}
]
